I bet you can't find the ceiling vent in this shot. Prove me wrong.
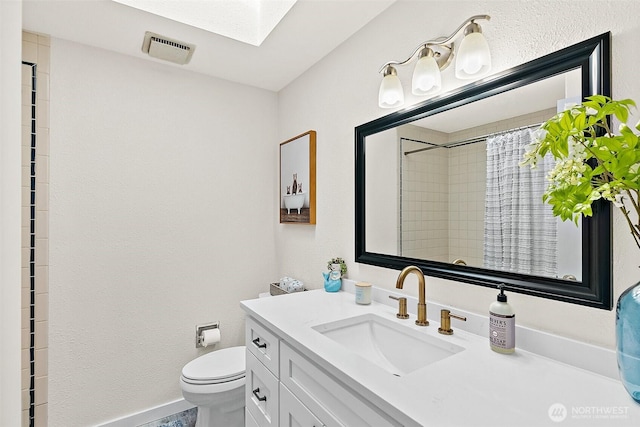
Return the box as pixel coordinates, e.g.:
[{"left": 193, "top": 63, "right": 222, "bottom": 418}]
[{"left": 142, "top": 31, "right": 195, "bottom": 65}]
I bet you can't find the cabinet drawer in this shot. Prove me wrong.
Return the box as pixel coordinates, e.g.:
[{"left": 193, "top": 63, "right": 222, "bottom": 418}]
[
  {"left": 246, "top": 316, "right": 280, "bottom": 377},
  {"left": 246, "top": 350, "right": 279, "bottom": 427},
  {"left": 246, "top": 408, "right": 260, "bottom": 427},
  {"left": 279, "top": 383, "right": 324, "bottom": 427},
  {"left": 280, "top": 343, "right": 400, "bottom": 427}
]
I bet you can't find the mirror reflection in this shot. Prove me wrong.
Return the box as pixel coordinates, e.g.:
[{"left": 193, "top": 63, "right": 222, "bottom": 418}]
[{"left": 365, "top": 69, "right": 583, "bottom": 280}]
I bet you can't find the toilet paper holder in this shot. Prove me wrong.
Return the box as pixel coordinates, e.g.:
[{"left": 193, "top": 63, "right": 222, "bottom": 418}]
[{"left": 196, "top": 321, "right": 220, "bottom": 348}]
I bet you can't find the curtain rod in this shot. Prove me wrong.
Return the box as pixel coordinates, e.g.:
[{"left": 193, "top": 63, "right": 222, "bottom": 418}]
[{"left": 403, "top": 122, "right": 544, "bottom": 156}]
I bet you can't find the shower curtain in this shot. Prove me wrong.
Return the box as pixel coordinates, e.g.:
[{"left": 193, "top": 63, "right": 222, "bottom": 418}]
[{"left": 483, "top": 128, "right": 557, "bottom": 277}]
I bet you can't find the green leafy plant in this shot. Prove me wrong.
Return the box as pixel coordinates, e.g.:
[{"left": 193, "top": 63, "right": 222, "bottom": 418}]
[
  {"left": 327, "top": 257, "right": 347, "bottom": 276},
  {"left": 521, "top": 95, "right": 640, "bottom": 249}
]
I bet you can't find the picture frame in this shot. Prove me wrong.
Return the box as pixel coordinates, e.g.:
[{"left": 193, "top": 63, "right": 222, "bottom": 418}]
[{"left": 280, "top": 130, "right": 316, "bottom": 224}]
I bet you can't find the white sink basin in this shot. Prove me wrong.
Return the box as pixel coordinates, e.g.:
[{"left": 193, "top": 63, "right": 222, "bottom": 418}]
[{"left": 313, "top": 313, "right": 464, "bottom": 376}]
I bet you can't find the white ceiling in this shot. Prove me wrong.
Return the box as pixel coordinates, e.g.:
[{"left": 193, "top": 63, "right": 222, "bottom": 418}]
[
  {"left": 22, "top": 0, "right": 396, "bottom": 91},
  {"left": 412, "top": 70, "right": 579, "bottom": 134}
]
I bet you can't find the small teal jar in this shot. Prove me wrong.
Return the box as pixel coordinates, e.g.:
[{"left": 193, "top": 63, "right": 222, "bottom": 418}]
[{"left": 616, "top": 280, "right": 640, "bottom": 403}]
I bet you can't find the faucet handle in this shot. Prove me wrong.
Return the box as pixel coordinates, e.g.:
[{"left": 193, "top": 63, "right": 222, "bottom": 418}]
[
  {"left": 438, "top": 309, "right": 467, "bottom": 335},
  {"left": 389, "top": 295, "right": 409, "bottom": 319}
]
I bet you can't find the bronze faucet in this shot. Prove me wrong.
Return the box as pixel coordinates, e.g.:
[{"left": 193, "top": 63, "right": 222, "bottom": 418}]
[{"left": 395, "top": 266, "right": 428, "bottom": 326}]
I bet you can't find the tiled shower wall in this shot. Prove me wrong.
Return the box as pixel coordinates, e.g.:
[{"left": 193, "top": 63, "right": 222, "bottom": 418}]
[
  {"left": 447, "top": 141, "right": 486, "bottom": 267},
  {"left": 399, "top": 125, "right": 449, "bottom": 261},
  {"left": 400, "top": 108, "right": 557, "bottom": 268},
  {"left": 21, "top": 31, "right": 50, "bottom": 427}
]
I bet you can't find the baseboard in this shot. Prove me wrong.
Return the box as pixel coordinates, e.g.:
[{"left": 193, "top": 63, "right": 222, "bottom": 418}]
[{"left": 96, "top": 398, "right": 195, "bottom": 427}]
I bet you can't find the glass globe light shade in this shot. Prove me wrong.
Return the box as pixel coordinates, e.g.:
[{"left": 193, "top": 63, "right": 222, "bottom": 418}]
[
  {"left": 378, "top": 68, "right": 404, "bottom": 108},
  {"left": 455, "top": 31, "right": 491, "bottom": 79},
  {"left": 412, "top": 54, "right": 442, "bottom": 96}
]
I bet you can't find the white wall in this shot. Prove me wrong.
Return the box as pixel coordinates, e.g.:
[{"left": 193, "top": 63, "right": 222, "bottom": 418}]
[
  {"left": 48, "top": 39, "right": 278, "bottom": 426},
  {"left": 1, "top": 2, "right": 23, "bottom": 426},
  {"left": 277, "top": 0, "right": 640, "bottom": 349},
  {"left": 365, "top": 129, "right": 398, "bottom": 254}
]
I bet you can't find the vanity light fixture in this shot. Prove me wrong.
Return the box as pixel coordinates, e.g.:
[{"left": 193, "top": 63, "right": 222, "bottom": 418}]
[{"left": 378, "top": 15, "right": 491, "bottom": 108}]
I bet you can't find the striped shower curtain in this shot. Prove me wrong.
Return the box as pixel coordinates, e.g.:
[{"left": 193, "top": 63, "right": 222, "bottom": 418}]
[{"left": 483, "top": 129, "right": 558, "bottom": 277}]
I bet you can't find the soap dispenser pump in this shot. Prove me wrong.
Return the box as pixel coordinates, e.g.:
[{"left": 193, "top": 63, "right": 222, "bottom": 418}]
[{"left": 489, "top": 285, "right": 515, "bottom": 354}]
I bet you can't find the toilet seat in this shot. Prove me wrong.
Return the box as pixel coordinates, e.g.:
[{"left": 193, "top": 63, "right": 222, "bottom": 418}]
[{"left": 181, "top": 346, "right": 245, "bottom": 385}]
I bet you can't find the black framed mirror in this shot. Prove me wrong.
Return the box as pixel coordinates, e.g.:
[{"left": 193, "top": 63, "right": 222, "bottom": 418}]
[{"left": 355, "top": 32, "right": 612, "bottom": 309}]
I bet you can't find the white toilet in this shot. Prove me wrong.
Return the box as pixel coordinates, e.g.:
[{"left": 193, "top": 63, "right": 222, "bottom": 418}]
[{"left": 180, "top": 346, "right": 246, "bottom": 427}]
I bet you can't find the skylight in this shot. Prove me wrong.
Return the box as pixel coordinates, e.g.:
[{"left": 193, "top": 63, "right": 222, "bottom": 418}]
[{"left": 113, "top": 0, "right": 298, "bottom": 46}]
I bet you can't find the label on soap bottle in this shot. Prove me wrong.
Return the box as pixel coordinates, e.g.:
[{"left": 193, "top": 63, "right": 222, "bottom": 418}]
[{"left": 489, "top": 312, "right": 515, "bottom": 351}]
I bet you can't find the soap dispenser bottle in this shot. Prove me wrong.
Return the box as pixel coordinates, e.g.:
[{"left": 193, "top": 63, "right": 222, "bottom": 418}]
[{"left": 489, "top": 285, "right": 515, "bottom": 354}]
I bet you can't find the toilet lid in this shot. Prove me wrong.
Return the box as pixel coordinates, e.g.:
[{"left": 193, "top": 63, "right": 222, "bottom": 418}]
[{"left": 182, "top": 346, "right": 246, "bottom": 383}]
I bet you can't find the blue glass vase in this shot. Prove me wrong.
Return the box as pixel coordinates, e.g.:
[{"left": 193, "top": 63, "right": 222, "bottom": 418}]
[{"left": 616, "top": 280, "right": 640, "bottom": 403}]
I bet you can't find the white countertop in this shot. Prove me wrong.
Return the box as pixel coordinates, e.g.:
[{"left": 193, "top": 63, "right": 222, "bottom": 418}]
[{"left": 241, "top": 288, "right": 640, "bottom": 426}]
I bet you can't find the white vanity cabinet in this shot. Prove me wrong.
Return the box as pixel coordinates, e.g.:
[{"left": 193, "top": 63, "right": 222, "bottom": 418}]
[
  {"left": 245, "top": 316, "right": 401, "bottom": 427},
  {"left": 245, "top": 317, "right": 280, "bottom": 427}
]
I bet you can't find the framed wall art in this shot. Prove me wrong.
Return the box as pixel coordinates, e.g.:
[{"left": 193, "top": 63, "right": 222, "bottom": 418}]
[{"left": 280, "top": 130, "right": 316, "bottom": 224}]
